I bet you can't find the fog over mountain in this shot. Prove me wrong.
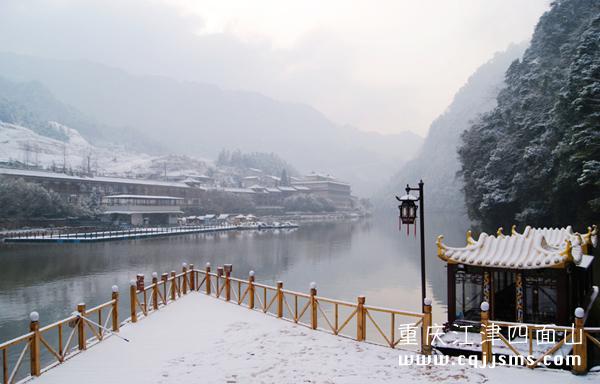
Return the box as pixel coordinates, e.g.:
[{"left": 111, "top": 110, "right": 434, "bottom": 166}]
[
  {"left": 0, "top": 0, "right": 548, "bottom": 137},
  {"left": 377, "top": 43, "right": 527, "bottom": 212},
  {"left": 0, "top": 0, "right": 552, "bottom": 197},
  {"left": 0, "top": 53, "right": 422, "bottom": 195}
]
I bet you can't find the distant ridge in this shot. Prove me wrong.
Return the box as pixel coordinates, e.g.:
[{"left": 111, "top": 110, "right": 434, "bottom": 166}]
[
  {"left": 0, "top": 53, "right": 423, "bottom": 196},
  {"left": 376, "top": 43, "right": 527, "bottom": 212}
]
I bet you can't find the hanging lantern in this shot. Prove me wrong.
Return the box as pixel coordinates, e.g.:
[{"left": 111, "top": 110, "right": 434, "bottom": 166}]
[{"left": 396, "top": 194, "right": 418, "bottom": 235}]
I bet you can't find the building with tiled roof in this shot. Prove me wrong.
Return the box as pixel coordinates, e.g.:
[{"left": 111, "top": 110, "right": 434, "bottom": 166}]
[{"left": 437, "top": 225, "right": 597, "bottom": 325}]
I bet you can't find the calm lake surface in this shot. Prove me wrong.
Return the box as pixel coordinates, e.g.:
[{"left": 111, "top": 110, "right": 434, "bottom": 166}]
[{"left": 0, "top": 214, "right": 469, "bottom": 344}]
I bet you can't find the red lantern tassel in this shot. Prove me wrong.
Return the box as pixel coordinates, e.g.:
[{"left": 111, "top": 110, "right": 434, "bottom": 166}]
[
  {"left": 407, "top": 223, "right": 409, "bottom": 236},
  {"left": 414, "top": 220, "right": 417, "bottom": 237},
  {"left": 398, "top": 217, "right": 401, "bottom": 232}
]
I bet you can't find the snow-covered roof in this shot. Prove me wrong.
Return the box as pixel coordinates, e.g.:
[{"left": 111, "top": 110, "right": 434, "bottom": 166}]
[
  {"left": 217, "top": 214, "right": 229, "bottom": 220},
  {"left": 436, "top": 230, "right": 590, "bottom": 270},
  {"left": 235, "top": 214, "right": 246, "bottom": 219},
  {"left": 248, "top": 184, "right": 267, "bottom": 190},
  {"left": 278, "top": 186, "right": 297, "bottom": 192},
  {"left": 104, "top": 194, "right": 184, "bottom": 200},
  {"left": 266, "top": 188, "right": 281, "bottom": 193},
  {"left": 223, "top": 187, "right": 255, "bottom": 194},
  {"left": 204, "top": 214, "right": 216, "bottom": 219},
  {"left": 293, "top": 185, "right": 310, "bottom": 191},
  {"left": 292, "top": 180, "right": 350, "bottom": 187},
  {"left": 103, "top": 210, "right": 183, "bottom": 215},
  {"left": 0, "top": 167, "right": 193, "bottom": 188},
  {"left": 397, "top": 194, "right": 418, "bottom": 201},
  {"left": 506, "top": 225, "right": 597, "bottom": 249}
]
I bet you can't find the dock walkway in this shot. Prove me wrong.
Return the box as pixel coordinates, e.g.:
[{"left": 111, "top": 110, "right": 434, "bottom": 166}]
[
  {"left": 3, "top": 224, "right": 297, "bottom": 243},
  {"left": 33, "top": 293, "right": 598, "bottom": 384}
]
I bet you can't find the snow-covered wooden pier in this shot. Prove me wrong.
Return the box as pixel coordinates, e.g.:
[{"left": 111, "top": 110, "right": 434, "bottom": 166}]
[
  {"left": 1, "top": 263, "right": 599, "bottom": 384},
  {"left": 2, "top": 223, "right": 298, "bottom": 243},
  {"left": 26, "top": 293, "right": 600, "bottom": 384}
]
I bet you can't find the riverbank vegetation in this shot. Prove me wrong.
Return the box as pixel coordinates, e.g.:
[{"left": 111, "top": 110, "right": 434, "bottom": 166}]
[
  {"left": 459, "top": 0, "right": 599, "bottom": 230},
  {"left": 0, "top": 178, "right": 96, "bottom": 219}
]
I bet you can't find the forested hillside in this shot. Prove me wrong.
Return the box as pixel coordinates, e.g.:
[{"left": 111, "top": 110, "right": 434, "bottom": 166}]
[
  {"left": 459, "top": 0, "right": 600, "bottom": 230},
  {"left": 377, "top": 44, "right": 526, "bottom": 212}
]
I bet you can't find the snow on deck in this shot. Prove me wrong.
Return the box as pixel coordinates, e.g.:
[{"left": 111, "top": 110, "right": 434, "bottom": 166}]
[{"left": 35, "top": 294, "right": 598, "bottom": 384}]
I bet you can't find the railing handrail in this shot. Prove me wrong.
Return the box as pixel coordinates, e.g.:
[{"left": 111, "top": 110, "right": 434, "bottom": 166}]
[
  {"left": 456, "top": 318, "right": 575, "bottom": 331},
  {"left": 0, "top": 332, "right": 33, "bottom": 350},
  {"left": 38, "top": 315, "right": 78, "bottom": 333},
  {"left": 86, "top": 300, "right": 116, "bottom": 314},
  {"left": 363, "top": 304, "right": 423, "bottom": 318}
]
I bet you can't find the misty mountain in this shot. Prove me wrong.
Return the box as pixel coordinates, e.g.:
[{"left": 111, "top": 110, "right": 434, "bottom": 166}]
[
  {"left": 0, "top": 53, "right": 423, "bottom": 196},
  {"left": 0, "top": 76, "right": 162, "bottom": 153},
  {"left": 376, "top": 43, "right": 527, "bottom": 212},
  {"left": 459, "top": 0, "right": 600, "bottom": 230}
]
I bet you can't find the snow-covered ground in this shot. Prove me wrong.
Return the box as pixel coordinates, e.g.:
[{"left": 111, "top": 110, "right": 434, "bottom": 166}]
[{"left": 34, "top": 293, "right": 598, "bottom": 384}]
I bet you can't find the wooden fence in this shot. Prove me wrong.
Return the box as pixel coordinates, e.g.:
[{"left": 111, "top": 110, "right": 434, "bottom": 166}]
[
  {"left": 478, "top": 302, "right": 600, "bottom": 373},
  {"left": 185, "top": 264, "right": 432, "bottom": 352},
  {"left": 3, "top": 263, "right": 598, "bottom": 383},
  {"left": 0, "top": 290, "right": 119, "bottom": 384}
]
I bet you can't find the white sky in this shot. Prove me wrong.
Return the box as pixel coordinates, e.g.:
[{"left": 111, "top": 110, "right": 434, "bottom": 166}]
[{"left": 0, "top": 0, "right": 551, "bottom": 135}]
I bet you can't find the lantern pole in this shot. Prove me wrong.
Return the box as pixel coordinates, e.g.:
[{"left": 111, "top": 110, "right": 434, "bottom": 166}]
[
  {"left": 403, "top": 180, "right": 426, "bottom": 312},
  {"left": 418, "top": 180, "right": 426, "bottom": 312}
]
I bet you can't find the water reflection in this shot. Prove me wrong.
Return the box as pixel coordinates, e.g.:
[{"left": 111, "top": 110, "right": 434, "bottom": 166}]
[{"left": 0, "top": 212, "right": 469, "bottom": 344}]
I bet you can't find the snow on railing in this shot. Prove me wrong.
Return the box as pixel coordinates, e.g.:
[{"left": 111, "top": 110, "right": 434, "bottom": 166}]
[
  {"left": 0, "top": 290, "right": 119, "bottom": 384},
  {"left": 190, "top": 264, "right": 431, "bottom": 354},
  {"left": 477, "top": 301, "right": 597, "bottom": 373},
  {"left": 4, "top": 262, "right": 597, "bottom": 383}
]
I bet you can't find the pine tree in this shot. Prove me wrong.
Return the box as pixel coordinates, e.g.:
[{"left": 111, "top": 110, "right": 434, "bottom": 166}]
[{"left": 458, "top": 0, "right": 600, "bottom": 230}]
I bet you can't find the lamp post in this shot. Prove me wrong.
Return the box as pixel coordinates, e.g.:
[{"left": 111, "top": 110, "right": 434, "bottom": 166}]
[{"left": 396, "top": 180, "right": 426, "bottom": 311}]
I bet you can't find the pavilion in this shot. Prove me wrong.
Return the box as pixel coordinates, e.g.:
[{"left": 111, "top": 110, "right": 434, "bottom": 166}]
[{"left": 437, "top": 225, "right": 597, "bottom": 325}]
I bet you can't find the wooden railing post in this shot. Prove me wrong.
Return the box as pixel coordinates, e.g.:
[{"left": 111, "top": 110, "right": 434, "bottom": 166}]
[
  {"left": 310, "top": 282, "right": 318, "bottom": 330},
  {"left": 29, "top": 312, "right": 41, "bottom": 376},
  {"left": 129, "top": 280, "right": 137, "bottom": 323},
  {"left": 205, "top": 263, "right": 211, "bottom": 295},
  {"left": 152, "top": 272, "right": 159, "bottom": 310},
  {"left": 572, "top": 307, "right": 587, "bottom": 375},
  {"left": 182, "top": 263, "right": 188, "bottom": 295},
  {"left": 224, "top": 264, "right": 232, "bottom": 302},
  {"left": 170, "top": 271, "right": 177, "bottom": 300},
  {"left": 356, "top": 296, "right": 366, "bottom": 341},
  {"left": 136, "top": 274, "right": 145, "bottom": 313},
  {"left": 189, "top": 264, "right": 195, "bottom": 291},
  {"left": 161, "top": 273, "right": 168, "bottom": 304},
  {"left": 77, "top": 303, "right": 86, "bottom": 350},
  {"left": 248, "top": 271, "right": 255, "bottom": 309},
  {"left": 277, "top": 281, "right": 283, "bottom": 318},
  {"left": 480, "top": 301, "right": 492, "bottom": 365},
  {"left": 111, "top": 285, "right": 120, "bottom": 332},
  {"left": 216, "top": 267, "right": 224, "bottom": 298},
  {"left": 422, "top": 298, "right": 432, "bottom": 355}
]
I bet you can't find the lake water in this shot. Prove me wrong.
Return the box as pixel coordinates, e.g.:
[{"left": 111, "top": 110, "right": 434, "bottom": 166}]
[{"left": 0, "top": 213, "right": 470, "bottom": 346}]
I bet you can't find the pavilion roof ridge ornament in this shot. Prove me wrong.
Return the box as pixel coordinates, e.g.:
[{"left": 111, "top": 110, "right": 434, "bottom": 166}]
[
  {"left": 435, "top": 230, "right": 589, "bottom": 270},
  {"left": 581, "top": 224, "right": 598, "bottom": 248},
  {"left": 510, "top": 224, "right": 596, "bottom": 251}
]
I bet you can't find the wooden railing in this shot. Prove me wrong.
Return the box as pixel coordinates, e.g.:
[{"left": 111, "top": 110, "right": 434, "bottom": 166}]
[
  {"left": 478, "top": 301, "right": 599, "bottom": 373},
  {"left": 10, "top": 262, "right": 599, "bottom": 383},
  {"left": 189, "top": 264, "right": 432, "bottom": 353},
  {"left": 0, "top": 290, "right": 119, "bottom": 384}
]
